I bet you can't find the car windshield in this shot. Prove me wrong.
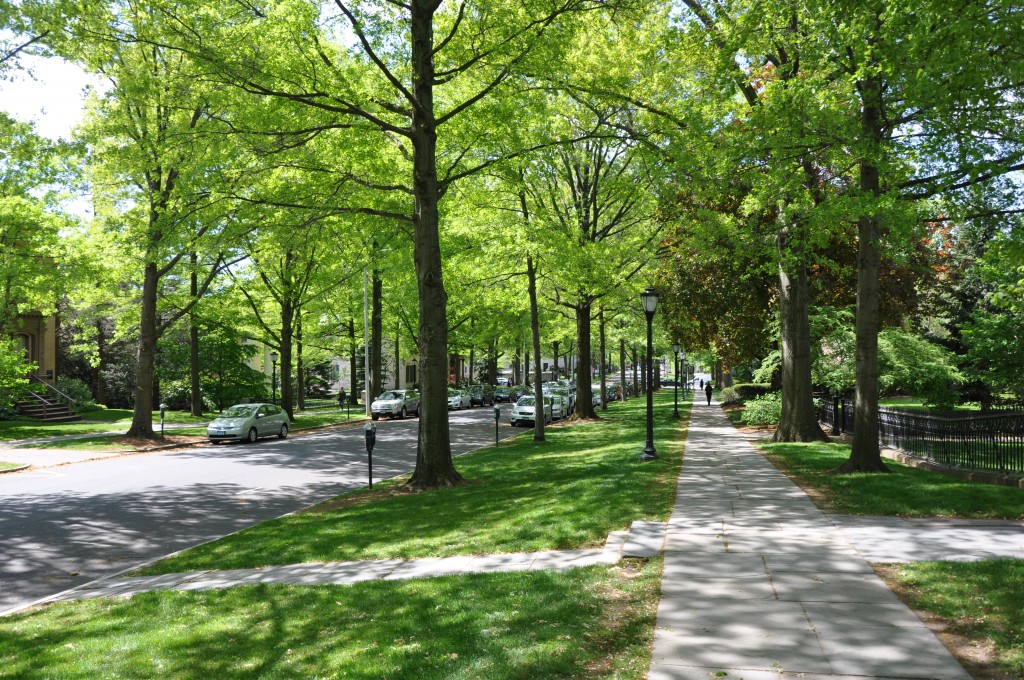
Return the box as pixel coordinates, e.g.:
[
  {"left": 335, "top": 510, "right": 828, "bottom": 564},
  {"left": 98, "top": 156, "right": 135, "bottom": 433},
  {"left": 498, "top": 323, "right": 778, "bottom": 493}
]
[
  {"left": 518, "top": 397, "right": 535, "bottom": 406},
  {"left": 377, "top": 392, "right": 399, "bottom": 401},
  {"left": 220, "top": 405, "right": 256, "bottom": 418}
]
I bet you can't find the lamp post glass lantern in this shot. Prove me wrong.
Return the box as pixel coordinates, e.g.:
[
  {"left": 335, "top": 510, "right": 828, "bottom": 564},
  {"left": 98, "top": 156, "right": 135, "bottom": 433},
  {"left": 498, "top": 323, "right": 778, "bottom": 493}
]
[
  {"left": 270, "top": 351, "right": 279, "bottom": 406},
  {"left": 672, "top": 342, "right": 680, "bottom": 418},
  {"left": 640, "top": 288, "right": 658, "bottom": 460}
]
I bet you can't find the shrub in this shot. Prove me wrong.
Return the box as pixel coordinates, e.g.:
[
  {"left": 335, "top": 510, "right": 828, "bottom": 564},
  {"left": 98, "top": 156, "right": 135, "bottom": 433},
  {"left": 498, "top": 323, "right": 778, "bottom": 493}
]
[
  {"left": 733, "top": 383, "right": 772, "bottom": 400},
  {"left": 56, "top": 376, "right": 96, "bottom": 412},
  {"left": 741, "top": 392, "right": 782, "bottom": 426},
  {"left": 720, "top": 387, "right": 740, "bottom": 405}
]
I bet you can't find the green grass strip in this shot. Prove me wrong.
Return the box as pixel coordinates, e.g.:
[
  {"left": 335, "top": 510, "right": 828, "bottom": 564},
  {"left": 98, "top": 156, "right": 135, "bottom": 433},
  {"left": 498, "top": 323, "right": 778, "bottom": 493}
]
[
  {"left": 137, "top": 394, "right": 687, "bottom": 574},
  {"left": 886, "top": 559, "right": 1024, "bottom": 677},
  {"left": 758, "top": 441, "right": 1024, "bottom": 519},
  {"left": 0, "top": 560, "right": 661, "bottom": 679}
]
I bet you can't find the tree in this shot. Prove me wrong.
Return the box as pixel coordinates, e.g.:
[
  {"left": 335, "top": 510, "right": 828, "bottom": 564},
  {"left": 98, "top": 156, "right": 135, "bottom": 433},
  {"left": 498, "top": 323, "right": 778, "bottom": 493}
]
[{"left": 48, "top": 4, "right": 245, "bottom": 438}]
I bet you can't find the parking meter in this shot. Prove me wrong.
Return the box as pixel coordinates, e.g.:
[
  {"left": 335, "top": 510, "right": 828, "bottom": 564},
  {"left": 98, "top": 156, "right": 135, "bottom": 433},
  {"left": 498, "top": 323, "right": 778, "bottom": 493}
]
[
  {"left": 159, "top": 403, "right": 166, "bottom": 440},
  {"left": 364, "top": 422, "right": 376, "bottom": 489},
  {"left": 493, "top": 404, "right": 501, "bottom": 445}
]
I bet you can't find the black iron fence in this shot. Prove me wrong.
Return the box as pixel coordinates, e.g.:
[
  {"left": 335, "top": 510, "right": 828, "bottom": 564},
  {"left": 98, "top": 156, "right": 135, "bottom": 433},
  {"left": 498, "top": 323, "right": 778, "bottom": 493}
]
[{"left": 819, "top": 398, "right": 1024, "bottom": 474}]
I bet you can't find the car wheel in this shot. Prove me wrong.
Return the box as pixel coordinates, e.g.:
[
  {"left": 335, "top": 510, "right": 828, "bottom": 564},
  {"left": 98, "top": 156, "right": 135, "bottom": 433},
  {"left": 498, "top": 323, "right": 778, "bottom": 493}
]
[
  {"left": 400, "top": 406, "right": 407, "bottom": 419},
  {"left": 278, "top": 423, "right": 289, "bottom": 439},
  {"left": 247, "top": 427, "right": 258, "bottom": 443},
  {"left": 371, "top": 414, "right": 379, "bottom": 421}
]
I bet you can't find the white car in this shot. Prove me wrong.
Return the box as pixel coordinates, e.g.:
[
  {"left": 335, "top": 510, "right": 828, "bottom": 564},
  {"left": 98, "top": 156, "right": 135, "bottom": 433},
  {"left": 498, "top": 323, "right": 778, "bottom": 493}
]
[
  {"left": 447, "top": 388, "right": 471, "bottom": 409},
  {"left": 371, "top": 389, "right": 420, "bottom": 421},
  {"left": 207, "top": 403, "right": 289, "bottom": 443},
  {"left": 510, "top": 395, "right": 552, "bottom": 427},
  {"left": 546, "top": 386, "right": 574, "bottom": 412},
  {"left": 547, "top": 393, "right": 569, "bottom": 420}
]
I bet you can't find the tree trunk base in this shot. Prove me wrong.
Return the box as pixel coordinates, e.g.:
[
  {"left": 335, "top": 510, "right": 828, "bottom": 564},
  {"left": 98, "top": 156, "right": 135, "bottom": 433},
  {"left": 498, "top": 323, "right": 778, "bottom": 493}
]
[
  {"left": 830, "top": 459, "right": 890, "bottom": 474},
  {"left": 404, "top": 470, "right": 467, "bottom": 492},
  {"left": 772, "top": 424, "right": 828, "bottom": 444},
  {"left": 124, "top": 426, "right": 158, "bottom": 440}
]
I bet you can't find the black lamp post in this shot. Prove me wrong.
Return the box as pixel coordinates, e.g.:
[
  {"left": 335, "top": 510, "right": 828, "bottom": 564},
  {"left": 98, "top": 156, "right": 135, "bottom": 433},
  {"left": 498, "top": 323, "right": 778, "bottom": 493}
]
[
  {"left": 640, "top": 288, "right": 658, "bottom": 460},
  {"left": 672, "top": 341, "right": 680, "bottom": 418},
  {"left": 270, "top": 351, "right": 279, "bottom": 405}
]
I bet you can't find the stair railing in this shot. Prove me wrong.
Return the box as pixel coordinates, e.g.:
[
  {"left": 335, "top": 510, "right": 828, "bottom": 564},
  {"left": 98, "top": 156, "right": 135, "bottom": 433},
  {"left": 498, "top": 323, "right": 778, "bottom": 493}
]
[{"left": 27, "top": 375, "right": 77, "bottom": 412}]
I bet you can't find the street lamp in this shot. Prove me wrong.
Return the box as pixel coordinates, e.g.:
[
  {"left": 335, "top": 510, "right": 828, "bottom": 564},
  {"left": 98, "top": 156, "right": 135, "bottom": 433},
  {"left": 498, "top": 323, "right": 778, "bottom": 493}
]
[
  {"left": 672, "top": 341, "right": 680, "bottom": 418},
  {"left": 640, "top": 288, "right": 658, "bottom": 460},
  {"left": 270, "top": 351, "right": 279, "bottom": 405}
]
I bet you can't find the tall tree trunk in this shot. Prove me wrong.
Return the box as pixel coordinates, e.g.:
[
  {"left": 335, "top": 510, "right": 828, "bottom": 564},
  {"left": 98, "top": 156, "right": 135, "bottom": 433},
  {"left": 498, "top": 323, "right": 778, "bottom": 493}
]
[
  {"left": 93, "top": 318, "right": 107, "bottom": 405},
  {"left": 408, "top": 0, "right": 460, "bottom": 488},
  {"left": 370, "top": 270, "right": 383, "bottom": 403},
  {"left": 395, "top": 325, "right": 401, "bottom": 389},
  {"left": 641, "top": 351, "right": 647, "bottom": 395},
  {"left": 774, "top": 235, "right": 827, "bottom": 442},
  {"left": 127, "top": 261, "right": 159, "bottom": 438},
  {"left": 280, "top": 295, "right": 294, "bottom": 421},
  {"left": 298, "top": 313, "right": 307, "bottom": 411},
  {"left": 620, "top": 337, "right": 627, "bottom": 402},
  {"left": 525, "top": 349, "right": 530, "bottom": 387},
  {"left": 189, "top": 258, "right": 202, "bottom": 417},
  {"left": 598, "top": 307, "right": 608, "bottom": 411},
  {"left": 527, "top": 256, "right": 545, "bottom": 441},
  {"left": 552, "top": 341, "right": 559, "bottom": 378},
  {"left": 574, "top": 300, "right": 597, "bottom": 418},
  {"left": 841, "top": 70, "right": 889, "bottom": 472},
  {"left": 631, "top": 345, "right": 638, "bottom": 397},
  {"left": 348, "top": 317, "right": 358, "bottom": 405}
]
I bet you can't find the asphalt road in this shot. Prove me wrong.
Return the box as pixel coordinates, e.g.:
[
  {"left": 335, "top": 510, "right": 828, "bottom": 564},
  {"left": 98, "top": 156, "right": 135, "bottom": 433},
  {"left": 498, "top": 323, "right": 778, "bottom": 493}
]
[{"left": 0, "top": 404, "right": 518, "bottom": 615}]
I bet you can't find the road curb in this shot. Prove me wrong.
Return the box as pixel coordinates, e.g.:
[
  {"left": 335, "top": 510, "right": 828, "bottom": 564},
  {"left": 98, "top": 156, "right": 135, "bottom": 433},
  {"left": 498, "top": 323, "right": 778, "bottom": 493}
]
[{"left": 0, "top": 463, "right": 30, "bottom": 475}]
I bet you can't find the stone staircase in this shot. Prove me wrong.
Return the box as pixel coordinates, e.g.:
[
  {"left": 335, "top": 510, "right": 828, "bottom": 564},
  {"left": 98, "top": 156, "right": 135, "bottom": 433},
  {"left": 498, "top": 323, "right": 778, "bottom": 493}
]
[{"left": 16, "top": 392, "right": 81, "bottom": 423}]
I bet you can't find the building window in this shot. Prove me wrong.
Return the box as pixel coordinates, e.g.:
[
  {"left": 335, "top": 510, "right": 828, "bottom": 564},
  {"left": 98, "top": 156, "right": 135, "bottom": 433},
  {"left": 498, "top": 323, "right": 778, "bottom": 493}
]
[{"left": 405, "top": 364, "right": 417, "bottom": 385}]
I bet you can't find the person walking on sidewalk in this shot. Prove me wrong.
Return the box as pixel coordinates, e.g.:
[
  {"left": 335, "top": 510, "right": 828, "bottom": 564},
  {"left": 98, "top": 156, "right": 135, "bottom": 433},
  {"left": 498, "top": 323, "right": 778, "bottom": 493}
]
[{"left": 704, "top": 381, "right": 713, "bottom": 405}]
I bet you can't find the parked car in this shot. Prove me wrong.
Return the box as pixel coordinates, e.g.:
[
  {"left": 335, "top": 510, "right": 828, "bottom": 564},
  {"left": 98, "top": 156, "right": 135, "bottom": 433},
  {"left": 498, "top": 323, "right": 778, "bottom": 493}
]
[
  {"left": 207, "top": 403, "right": 289, "bottom": 443},
  {"left": 510, "top": 395, "right": 553, "bottom": 427},
  {"left": 469, "top": 384, "right": 494, "bottom": 407},
  {"left": 493, "top": 386, "right": 513, "bottom": 403},
  {"left": 548, "top": 393, "right": 569, "bottom": 420},
  {"left": 546, "top": 386, "right": 574, "bottom": 411},
  {"left": 371, "top": 389, "right": 420, "bottom": 421},
  {"left": 447, "top": 387, "right": 471, "bottom": 409},
  {"left": 509, "top": 384, "right": 528, "bottom": 402}
]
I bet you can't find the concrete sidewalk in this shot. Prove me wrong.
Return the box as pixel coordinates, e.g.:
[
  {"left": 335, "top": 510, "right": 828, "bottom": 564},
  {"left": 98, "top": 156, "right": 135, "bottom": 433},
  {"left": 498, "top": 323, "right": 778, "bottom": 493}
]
[{"left": 648, "top": 394, "right": 974, "bottom": 680}]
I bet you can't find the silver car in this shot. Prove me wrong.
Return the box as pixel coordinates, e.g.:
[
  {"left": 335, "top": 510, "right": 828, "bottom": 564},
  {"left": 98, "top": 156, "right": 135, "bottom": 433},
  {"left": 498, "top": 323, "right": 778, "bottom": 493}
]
[
  {"left": 447, "top": 388, "right": 471, "bottom": 410},
  {"left": 371, "top": 389, "right": 420, "bottom": 420},
  {"left": 510, "top": 395, "right": 552, "bottom": 427},
  {"left": 207, "top": 403, "right": 289, "bottom": 443}
]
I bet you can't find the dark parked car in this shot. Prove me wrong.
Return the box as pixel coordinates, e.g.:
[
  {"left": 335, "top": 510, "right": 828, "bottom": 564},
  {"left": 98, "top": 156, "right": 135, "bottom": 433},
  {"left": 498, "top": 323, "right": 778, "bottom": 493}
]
[
  {"left": 493, "top": 386, "right": 512, "bottom": 403},
  {"left": 469, "top": 384, "right": 494, "bottom": 406}
]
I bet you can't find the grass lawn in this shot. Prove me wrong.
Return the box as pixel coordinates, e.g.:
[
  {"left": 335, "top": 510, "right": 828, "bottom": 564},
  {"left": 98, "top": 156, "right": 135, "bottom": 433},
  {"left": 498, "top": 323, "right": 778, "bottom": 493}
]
[
  {"left": 0, "top": 394, "right": 686, "bottom": 679},
  {"left": 0, "top": 560, "right": 661, "bottom": 679},
  {"left": 757, "top": 441, "right": 1024, "bottom": 518},
  {"left": 882, "top": 559, "right": 1024, "bottom": 678},
  {"left": 0, "top": 461, "right": 21, "bottom": 471},
  {"left": 138, "top": 394, "right": 687, "bottom": 573}
]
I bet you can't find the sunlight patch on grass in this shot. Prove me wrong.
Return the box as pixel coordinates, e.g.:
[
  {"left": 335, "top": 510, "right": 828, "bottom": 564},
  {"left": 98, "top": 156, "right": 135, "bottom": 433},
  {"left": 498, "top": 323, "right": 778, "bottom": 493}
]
[
  {"left": 758, "top": 441, "right": 1024, "bottom": 518},
  {"left": 887, "top": 559, "right": 1024, "bottom": 677},
  {"left": 0, "top": 561, "right": 661, "bottom": 679},
  {"left": 137, "top": 394, "right": 688, "bottom": 574}
]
